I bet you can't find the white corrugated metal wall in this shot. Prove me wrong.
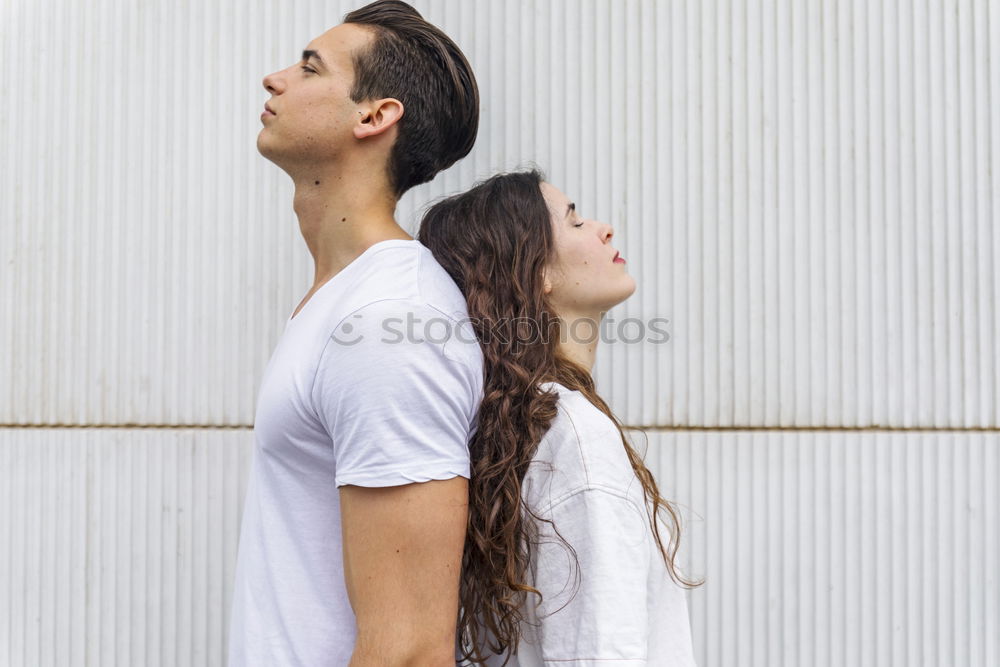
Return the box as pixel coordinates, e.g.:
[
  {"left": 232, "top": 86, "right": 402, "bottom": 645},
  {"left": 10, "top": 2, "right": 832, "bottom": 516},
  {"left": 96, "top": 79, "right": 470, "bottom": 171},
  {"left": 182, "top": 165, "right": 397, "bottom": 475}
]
[{"left": 2, "top": 0, "right": 997, "bottom": 665}]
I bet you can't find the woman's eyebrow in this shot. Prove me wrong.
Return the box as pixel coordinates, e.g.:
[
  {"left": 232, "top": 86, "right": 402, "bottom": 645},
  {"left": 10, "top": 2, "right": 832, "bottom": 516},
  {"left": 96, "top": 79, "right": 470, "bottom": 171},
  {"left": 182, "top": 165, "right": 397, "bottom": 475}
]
[{"left": 565, "top": 202, "right": 576, "bottom": 218}]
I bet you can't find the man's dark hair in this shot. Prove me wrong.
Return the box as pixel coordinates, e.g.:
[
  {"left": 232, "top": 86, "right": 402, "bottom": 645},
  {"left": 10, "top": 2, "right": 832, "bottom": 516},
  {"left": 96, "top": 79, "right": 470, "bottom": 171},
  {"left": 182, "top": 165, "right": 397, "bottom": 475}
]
[{"left": 344, "top": 0, "right": 480, "bottom": 198}]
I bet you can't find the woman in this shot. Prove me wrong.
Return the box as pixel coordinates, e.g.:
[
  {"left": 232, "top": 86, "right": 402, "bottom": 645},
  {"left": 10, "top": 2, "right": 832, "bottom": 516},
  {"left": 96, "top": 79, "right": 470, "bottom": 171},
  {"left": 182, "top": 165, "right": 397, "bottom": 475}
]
[{"left": 417, "top": 170, "right": 700, "bottom": 665}]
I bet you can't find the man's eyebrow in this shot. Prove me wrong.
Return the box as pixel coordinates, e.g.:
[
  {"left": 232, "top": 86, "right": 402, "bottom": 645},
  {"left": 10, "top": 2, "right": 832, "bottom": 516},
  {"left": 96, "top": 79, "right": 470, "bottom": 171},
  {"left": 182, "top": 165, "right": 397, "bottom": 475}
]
[
  {"left": 301, "top": 49, "right": 326, "bottom": 69},
  {"left": 566, "top": 202, "right": 576, "bottom": 218}
]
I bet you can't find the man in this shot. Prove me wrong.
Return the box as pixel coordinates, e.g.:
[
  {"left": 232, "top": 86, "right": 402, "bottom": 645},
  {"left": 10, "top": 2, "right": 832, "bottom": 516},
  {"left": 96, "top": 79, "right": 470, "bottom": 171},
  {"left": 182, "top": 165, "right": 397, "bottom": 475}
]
[{"left": 228, "top": 2, "right": 482, "bottom": 664}]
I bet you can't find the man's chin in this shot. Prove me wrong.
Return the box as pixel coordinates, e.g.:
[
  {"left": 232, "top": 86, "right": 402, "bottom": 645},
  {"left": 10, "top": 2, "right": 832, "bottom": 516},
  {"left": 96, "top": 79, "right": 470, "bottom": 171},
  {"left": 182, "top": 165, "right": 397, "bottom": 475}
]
[
  {"left": 256, "top": 132, "right": 273, "bottom": 158},
  {"left": 256, "top": 135, "right": 286, "bottom": 168}
]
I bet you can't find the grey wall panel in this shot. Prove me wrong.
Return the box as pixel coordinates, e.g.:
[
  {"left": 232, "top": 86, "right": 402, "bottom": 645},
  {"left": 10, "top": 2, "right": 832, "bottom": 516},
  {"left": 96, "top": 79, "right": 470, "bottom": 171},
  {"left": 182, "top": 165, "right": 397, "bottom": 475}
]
[
  {"left": 2, "top": 0, "right": 998, "bottom": 428},
  {"left": 3, "top": 429, "right": 996, "bottom": 666},
  {"left": 643, "top": 428, "right": 1000, "bottom": 667},
  {"left": 0, "top": 429, "right": 253, "bottom": 667},
  {"left": 590, "top": 0, "right": 1000, "bottom": 428}
]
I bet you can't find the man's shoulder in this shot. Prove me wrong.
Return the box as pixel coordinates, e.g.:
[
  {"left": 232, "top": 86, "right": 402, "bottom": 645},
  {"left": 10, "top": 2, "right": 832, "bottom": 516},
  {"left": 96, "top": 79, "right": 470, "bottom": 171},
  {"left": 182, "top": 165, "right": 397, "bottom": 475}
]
[
  {"left": 343, "top": 240, "right": 471, "bottom": 321},
  {"left": 331, "top": 242, "right": 480, "bottom": 370},
  {"left": 411, "top": 241, "right": 474, "bottom": 322}
]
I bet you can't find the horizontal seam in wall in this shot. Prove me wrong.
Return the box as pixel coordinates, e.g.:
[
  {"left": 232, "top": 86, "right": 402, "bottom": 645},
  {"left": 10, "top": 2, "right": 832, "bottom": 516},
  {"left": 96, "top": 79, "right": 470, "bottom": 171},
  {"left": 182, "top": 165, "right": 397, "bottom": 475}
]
[
  {"left": 627, "top": 425, "right": 1000, "bottom": 433},
  {"left": 0, "top": 424, "right": 997, "bottom": 433},
  {"left": 0, "top": 423, "right": 255, "bottom": 430}
]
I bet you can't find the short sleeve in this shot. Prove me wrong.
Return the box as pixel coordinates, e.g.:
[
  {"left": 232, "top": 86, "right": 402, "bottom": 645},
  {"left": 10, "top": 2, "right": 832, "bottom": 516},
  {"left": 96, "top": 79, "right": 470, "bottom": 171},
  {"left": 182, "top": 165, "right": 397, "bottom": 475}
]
[
  {"left": 531, "top": 488, "right": 652, "bottom": 664},
  {"left": 310, "top": 298, "right": 483, "bottom": 488}
]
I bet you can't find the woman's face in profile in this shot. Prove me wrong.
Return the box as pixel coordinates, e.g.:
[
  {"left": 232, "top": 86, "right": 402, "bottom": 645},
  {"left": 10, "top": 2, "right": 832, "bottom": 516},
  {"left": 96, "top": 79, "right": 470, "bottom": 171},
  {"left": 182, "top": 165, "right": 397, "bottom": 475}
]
[{"left": 539, "top": 181, "right": 637, "bottom": 319}]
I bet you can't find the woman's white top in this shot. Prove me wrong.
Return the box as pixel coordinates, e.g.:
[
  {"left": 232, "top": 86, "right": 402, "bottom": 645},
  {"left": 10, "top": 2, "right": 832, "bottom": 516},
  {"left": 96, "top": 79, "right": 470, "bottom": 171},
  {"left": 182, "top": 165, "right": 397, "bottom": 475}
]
[{"left": 476, "top": 381, "right": 697, "bottom": 666}]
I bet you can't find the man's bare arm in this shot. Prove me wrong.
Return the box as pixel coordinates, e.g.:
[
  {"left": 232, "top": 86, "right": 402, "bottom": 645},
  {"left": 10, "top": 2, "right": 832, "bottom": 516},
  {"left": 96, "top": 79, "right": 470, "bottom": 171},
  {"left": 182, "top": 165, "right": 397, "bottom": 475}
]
[{"left": 341, "top": 476, "right": 468, "bottom": 665}]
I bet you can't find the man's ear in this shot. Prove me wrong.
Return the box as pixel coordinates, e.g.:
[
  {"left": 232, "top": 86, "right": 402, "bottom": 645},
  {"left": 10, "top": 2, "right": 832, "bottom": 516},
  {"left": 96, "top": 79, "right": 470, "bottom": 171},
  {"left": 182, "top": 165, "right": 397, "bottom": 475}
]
[{"left": 353, "top": 98, "right": 404, "bottom": 140}]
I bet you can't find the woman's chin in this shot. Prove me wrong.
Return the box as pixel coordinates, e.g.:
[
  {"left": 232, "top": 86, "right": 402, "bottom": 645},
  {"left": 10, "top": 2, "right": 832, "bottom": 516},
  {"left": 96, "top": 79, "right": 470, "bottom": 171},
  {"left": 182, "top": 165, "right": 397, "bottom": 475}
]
[
  {"left": 620, "top": 275, "right": 638, "bottom": 300},
  {"left": 604, "top": 283, "right": 637, "bottom": 312}
]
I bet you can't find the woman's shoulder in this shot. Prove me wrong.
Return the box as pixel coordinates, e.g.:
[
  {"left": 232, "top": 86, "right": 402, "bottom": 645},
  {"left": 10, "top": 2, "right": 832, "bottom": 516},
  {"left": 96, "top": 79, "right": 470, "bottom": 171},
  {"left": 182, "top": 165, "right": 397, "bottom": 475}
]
[
  {"left": 536, "top": 380, "right": 628, "bottom": 440},
  {"left": 525, "top": 382, "right": 644, "bottom": 513}
]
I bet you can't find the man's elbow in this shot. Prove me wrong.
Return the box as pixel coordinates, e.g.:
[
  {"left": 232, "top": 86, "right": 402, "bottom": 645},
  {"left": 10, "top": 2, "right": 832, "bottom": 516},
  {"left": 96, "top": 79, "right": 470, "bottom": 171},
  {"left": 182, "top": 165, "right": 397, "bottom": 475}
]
[
  {"left": 400, "top": 645, "right": 455, "bottom": 666},
  {"left": 351, "top": 632, "right": 456, "bottom": 666}
]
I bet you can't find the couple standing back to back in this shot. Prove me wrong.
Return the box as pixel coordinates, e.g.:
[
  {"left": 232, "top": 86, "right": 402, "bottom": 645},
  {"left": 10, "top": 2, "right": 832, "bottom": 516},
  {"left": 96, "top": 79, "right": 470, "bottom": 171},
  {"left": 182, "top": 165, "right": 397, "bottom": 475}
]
[{"left": 229, "top": 1, "right": 699, "bottom": 665}]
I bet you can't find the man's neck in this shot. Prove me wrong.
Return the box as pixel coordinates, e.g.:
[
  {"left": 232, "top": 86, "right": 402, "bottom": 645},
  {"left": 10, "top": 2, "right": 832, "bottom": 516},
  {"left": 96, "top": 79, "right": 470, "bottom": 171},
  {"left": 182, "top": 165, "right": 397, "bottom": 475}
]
[{"left": 289, "top": 164, "right": 413, "bottom": 287}]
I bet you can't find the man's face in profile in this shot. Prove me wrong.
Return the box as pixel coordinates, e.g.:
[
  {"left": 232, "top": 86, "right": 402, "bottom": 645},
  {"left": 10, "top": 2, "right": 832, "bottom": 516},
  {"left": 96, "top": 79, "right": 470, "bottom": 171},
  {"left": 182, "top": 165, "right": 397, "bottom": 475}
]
[{"left": 258, "top": 23, "right": 373, "bottom": 171}]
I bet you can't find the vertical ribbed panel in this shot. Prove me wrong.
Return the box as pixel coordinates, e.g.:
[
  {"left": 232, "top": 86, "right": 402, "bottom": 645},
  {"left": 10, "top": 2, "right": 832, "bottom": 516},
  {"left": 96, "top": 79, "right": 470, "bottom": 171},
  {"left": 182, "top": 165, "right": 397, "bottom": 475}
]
[
  {"left": 1, "top": 0, "right": 996, "bottom": 428},
  {"left": 3, "top": 430, "right": 996, "bottom": 666},
  {"left": 0, "top": 430, "right": 253, "bottom": 667},
  {"left": 584, "top": 0, "right": 1000, "bottom": 428},
  {"left": 642, "top": 430, "right": 1000, "bottom": 667}
]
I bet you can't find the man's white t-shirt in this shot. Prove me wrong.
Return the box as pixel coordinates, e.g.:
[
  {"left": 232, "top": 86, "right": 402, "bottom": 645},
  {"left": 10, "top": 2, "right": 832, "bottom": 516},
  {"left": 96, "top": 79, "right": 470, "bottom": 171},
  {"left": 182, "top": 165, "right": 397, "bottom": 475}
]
[
  {"left": 229, "top": 239, "right": 484, "bottom": 666},
  {"left": 474, "top": 381, "right": 697, "bottom": 667}
]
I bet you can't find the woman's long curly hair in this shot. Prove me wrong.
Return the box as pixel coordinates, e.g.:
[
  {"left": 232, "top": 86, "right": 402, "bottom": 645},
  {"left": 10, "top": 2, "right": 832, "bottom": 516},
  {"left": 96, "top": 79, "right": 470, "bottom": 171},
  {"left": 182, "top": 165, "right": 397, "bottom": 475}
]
[{"left": 417, "top": 169, "right": 701, "bottom": 664}]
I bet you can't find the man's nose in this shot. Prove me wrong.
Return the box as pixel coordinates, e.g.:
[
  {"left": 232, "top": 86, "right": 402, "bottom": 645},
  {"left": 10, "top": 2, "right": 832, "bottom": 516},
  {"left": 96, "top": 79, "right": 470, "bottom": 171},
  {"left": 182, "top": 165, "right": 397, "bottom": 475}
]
[{"left": 262, "top": 70, "right": 283, "bottom": 94}]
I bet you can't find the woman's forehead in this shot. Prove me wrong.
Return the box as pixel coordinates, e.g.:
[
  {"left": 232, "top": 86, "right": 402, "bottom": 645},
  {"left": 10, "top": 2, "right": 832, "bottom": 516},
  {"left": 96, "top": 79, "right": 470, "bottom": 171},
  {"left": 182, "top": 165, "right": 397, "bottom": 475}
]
[{"left": 539, "top": 181, "right": 573, "bottom": 217}]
